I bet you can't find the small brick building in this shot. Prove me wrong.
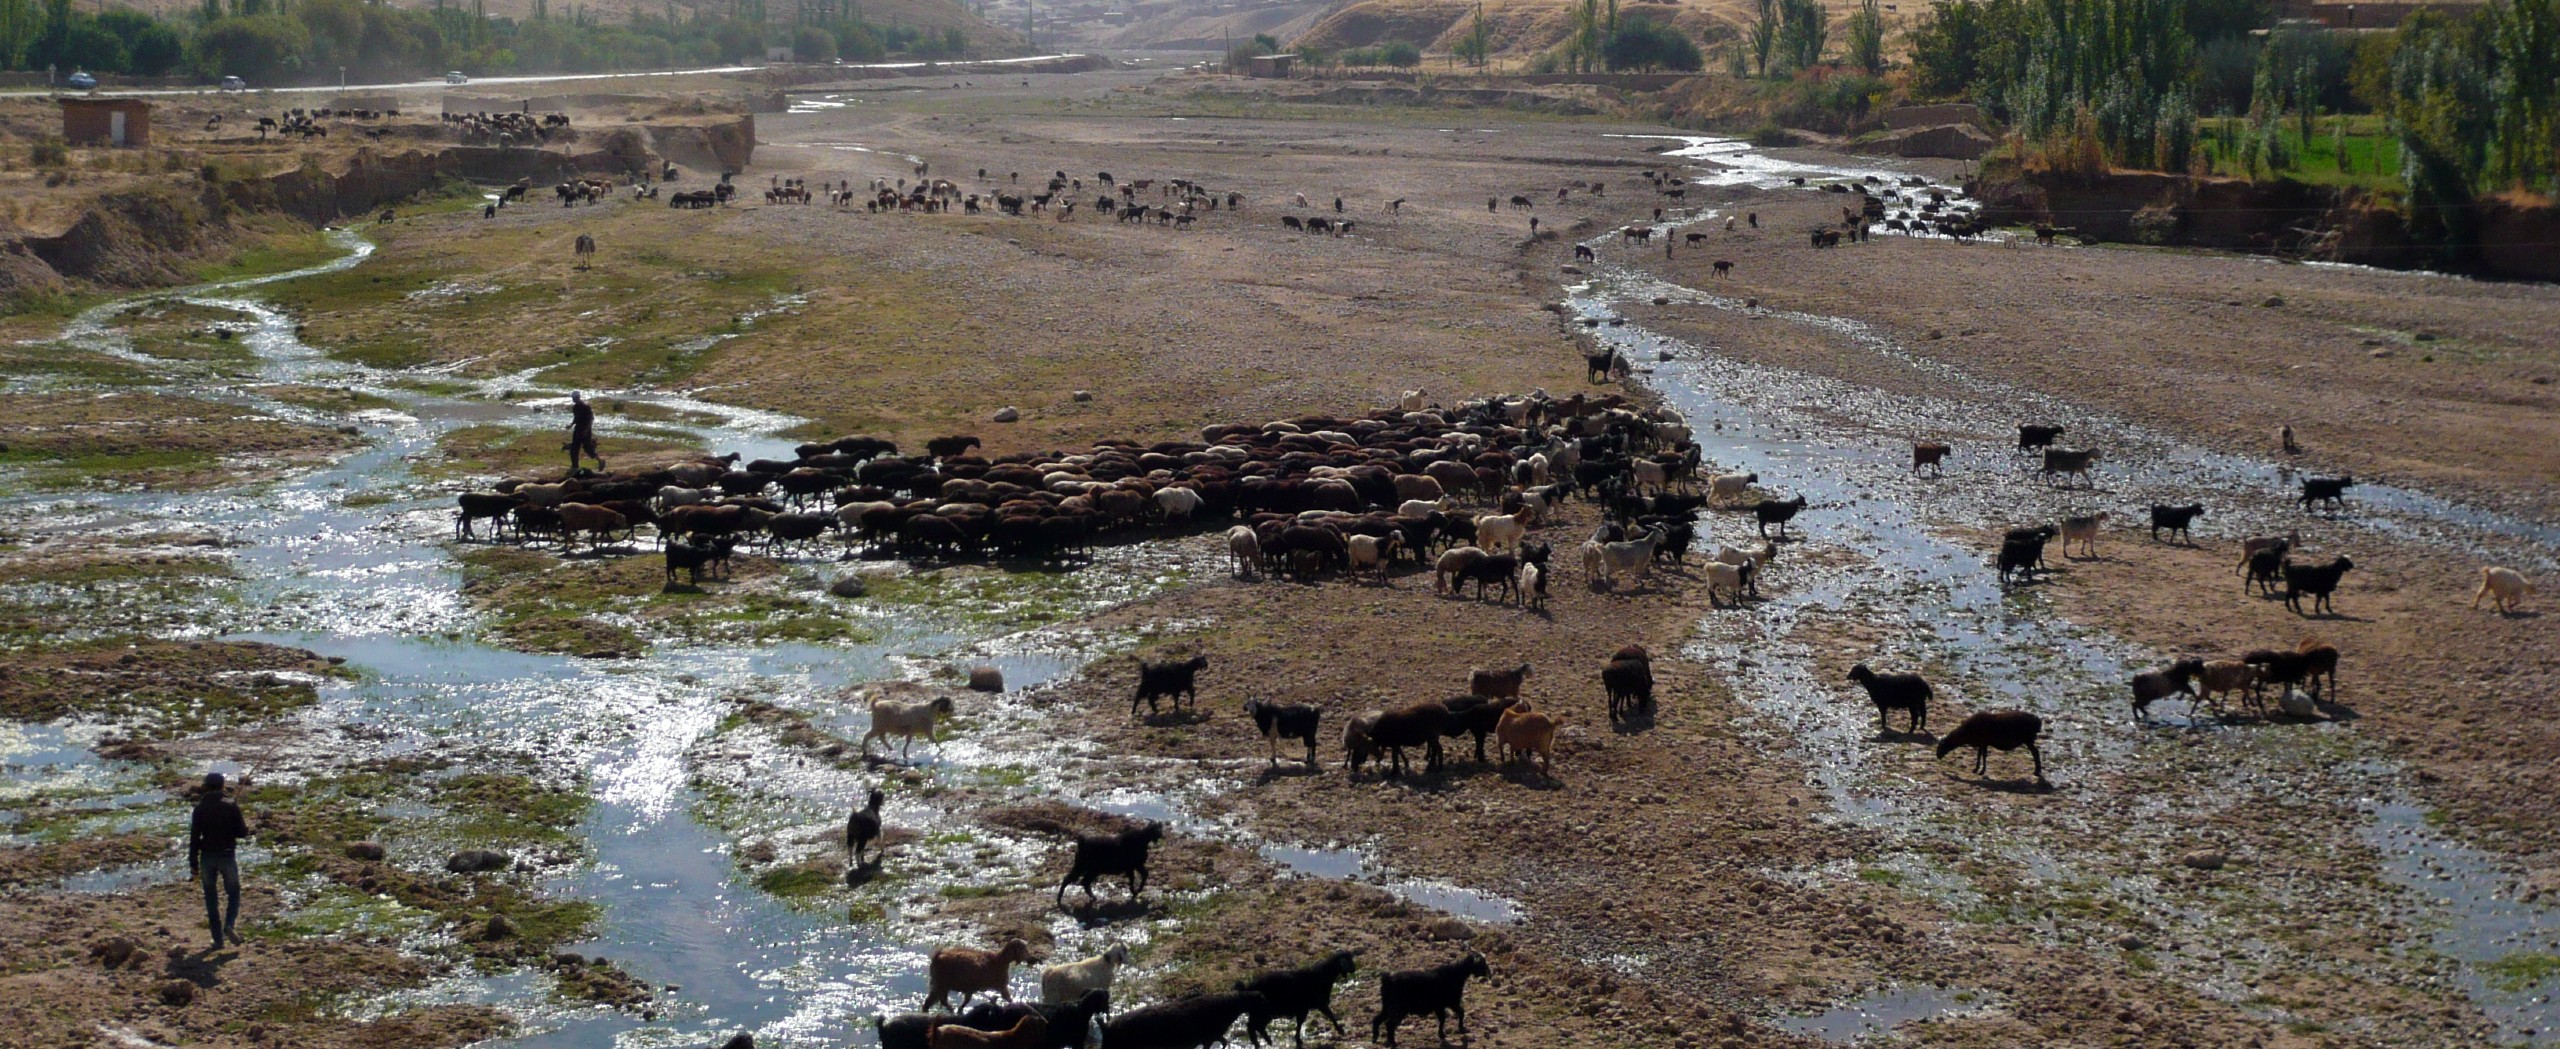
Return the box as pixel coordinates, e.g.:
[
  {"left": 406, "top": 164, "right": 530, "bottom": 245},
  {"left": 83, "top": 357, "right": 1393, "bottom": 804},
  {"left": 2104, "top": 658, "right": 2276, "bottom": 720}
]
[{"left": 60, "top": 97, "right": 150, "bottom": 147}]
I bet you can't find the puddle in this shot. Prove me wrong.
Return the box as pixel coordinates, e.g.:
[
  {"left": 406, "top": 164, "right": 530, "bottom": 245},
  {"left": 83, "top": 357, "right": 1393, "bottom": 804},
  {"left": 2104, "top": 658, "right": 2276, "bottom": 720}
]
[
  {"left": 1085, "top": 789, "right": 1524, "bottom": 924},
  {"left": 1777, "top": 985, "right": 1985, "bottom": 1043}
]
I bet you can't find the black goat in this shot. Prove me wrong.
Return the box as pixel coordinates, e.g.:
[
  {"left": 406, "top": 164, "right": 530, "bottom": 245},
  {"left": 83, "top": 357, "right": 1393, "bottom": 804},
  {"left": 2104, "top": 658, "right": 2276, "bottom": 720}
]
[
  {"left": 2243, "top": 648, "right": 2313, "bottom": 713},
  {"left": 1238, "top": 950, "right": 1358, "bottom": 1049},
  {"left": 1102, "top": 991, "right": 1267, "bottom": 1049},
  {"left": 959, "top": 990, "right": 1111, "bottom": 1049},
  {"left": 1353, "top": 701, "right": 1448, "bottom": 777},
  {"left": 1440, "top": 695, "right": 1522, "bottom": 763},
  {"left": 2129, "top": 658, "right": 2204, "bottom": 721},
  {"left": 1056, "top": 820, "right": 1166, "bottom": 906},
  {"left": 2244, "top": 546, "right": 2289, "bottom": 596},
  {"left": 1602, "top": 648, "right": 1654, "bottom": 723},
  {"left": 875, "top": 1011, "right": 943, "bottom": 1049},
  {"left": 1997, "top": 536, "right": 2046, "bottom": 588},
  {"left": 665, "top": 536, "right": 732, "bottom": 586},
  {"left": 1371, "top": 952, "right": 1491, "bottom": 1049},
  {"left": 1846, "top": 663, "right": 1930, "bottom": 734},
  {"left": 1245, "top": 699, "right": 1321, "bottom": 767},
  {"left": 2300, "top": 475, "right": 2356, "bottom": 511},
  {"left": 1132, "top": 655, "right": 1210, "bottom": 717},
  {"left": 2017, "top": 424, "right": 2065, "bottom": 452},
  {"left": 1755, "top": 494, "right": 1809, "bottom": 539},
  {"left": 845, "top": 787, "right": 884, "bottom": 864},
  {"left": 2148, "top": 503, "right": 2205, "bottom": 543},
  {"left": 1936, "top": 710, "right": 2047, "bottom": 784},
  {"left": 2282, "top": 555, "right": 2354, "bottom": 616}
]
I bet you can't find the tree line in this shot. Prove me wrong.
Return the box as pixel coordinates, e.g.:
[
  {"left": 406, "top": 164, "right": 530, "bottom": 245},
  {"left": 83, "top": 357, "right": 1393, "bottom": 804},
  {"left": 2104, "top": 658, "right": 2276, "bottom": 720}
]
[{"left": 0, "top": 0, "right": 971, "bottom": 84}]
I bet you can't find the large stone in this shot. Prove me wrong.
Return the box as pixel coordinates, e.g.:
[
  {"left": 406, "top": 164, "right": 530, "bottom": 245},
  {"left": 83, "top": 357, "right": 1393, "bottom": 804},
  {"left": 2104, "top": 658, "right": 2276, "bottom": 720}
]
[
  {"left": 345, "top": 841, "right": 386, "bottom": 861},
  {"left": 829, "top": 576, "right": 866, "bottom": 599},
  {"left": 2180, "top": 849, "right": 2227, "bottom": 871},
  {"left": 968, "top": 666, "right": 1005, "bottom": 693},
  {"left": 1871, "top": 123, "right": 1997, "bottom": 161},
  {"left": 992, "top": 406, "right": 1020, "bottom": 423},
  {"left": 445, "top": 849, "right": 512, "bottom": 874},
  {"left": 158, "top": 980, "right": 197, "bottom": 1006}
]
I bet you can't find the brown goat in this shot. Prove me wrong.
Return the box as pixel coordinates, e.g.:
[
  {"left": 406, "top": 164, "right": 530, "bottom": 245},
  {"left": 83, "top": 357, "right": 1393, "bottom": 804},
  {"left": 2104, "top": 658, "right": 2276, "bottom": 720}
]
[
  {"left": 925, "top": 938, "right": 1036, "bottom": 1012},
  {"left": 1468, "top": 663, "right": 1531, "bottom": 699},
  {"left": 929, "top": 1014, "right": 1047, "bottom": 1049},
  {"left": 1911, "top": 441, "right": 1950, "bottom": 476},
  {"left": 1496, "top": 702, "right": 1559, "bottom": 777}
]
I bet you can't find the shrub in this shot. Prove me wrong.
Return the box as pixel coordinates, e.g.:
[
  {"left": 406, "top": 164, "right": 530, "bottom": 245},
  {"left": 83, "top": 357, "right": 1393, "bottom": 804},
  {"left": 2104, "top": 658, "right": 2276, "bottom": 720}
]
[{"left": 31, "top": 138, "right": 70, "bottom": 168}]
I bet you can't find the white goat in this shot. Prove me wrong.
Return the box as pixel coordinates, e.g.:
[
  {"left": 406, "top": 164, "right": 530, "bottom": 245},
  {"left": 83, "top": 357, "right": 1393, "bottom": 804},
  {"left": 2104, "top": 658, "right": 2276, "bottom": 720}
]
[
  {"left": 860, "top": 694, "right": 956, "bottom": 760},
  {"left": 1040, "top": 943, "right": 1131, "bottom": 1008},
  {"left": 1474, "top": 513, "right": 1525, "bottom": 553},
  {"left": 2475, "top": 566, "right": 2534, "bottom": 612}
]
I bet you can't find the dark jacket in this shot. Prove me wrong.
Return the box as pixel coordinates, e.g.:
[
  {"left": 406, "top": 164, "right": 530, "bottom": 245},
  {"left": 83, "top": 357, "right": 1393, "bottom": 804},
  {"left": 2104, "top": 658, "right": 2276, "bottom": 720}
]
[{"left": 189, "top": 796, "right": 250, "bottom": 868}]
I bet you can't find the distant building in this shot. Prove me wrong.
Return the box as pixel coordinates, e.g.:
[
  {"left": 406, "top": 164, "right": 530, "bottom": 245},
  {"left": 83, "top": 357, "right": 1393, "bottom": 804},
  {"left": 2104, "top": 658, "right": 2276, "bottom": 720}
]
[
  {"left": 1248, "top": 53, "right": 1297, "bottom": 78},
  {"left": 59, "top": 97, "right": 149, "bottom": 147},
  {"left": 2272, "top": 0, "right": 2487, "bottom": 28},
  {"left": 765, "top": 44, "right": 796, "bottom": 62}
]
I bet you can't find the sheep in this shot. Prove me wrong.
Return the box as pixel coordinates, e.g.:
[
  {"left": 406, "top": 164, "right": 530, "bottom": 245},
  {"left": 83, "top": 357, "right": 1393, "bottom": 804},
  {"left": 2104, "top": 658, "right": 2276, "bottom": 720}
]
[
  {"left": 2016, "top": 424, "right": 2065, "bottom": 452},
  {"left": 1755, "top": 495, "right": 1808, "bottom": 539},
  {"left": 846, "top": 787, "right": 885, "bottom": 865},
  {"left": 1245, "top": 699, "right": 1322, "bottom": 767},
  {"left": 2235, "top": 532, "right": 2296, "bottom": 574},
  {"left": 959, "top": 990, "right": 1110, "bottom": 1049},
  {"left": 925, "top": 938, "right": 1037, "bottom": 1012},
  {"left": 1154, "top": 486, "right": 1204, "bottom": 524},
  {"left": 863, "top": 694, "right": 957, "bottom": 761},
  {"left": 1708, "top": 472, "right": 1760, "bottom": 504},
  {"left": 1602, "top": 647, "right": 1654, "bottom": 723},
  {"left": 1056, "top": 819, "right": 1167, "bottom": 907},
  {"left": 1911, "top": 441, "right": 1950, "bottom": 476},
  {"left": 1100, "top": 991, "right": 1267, "bottom": 1049},
  {"left": 1396, "top": 498, "right": 1446, "bottom": 519},
  {"left": 1227, "top": 526, "right": 1261, "bottom": 580},
  {"left": 1469, "top": 663, "right": 1531, "bottom": 700},
  {"left": 2300, "top": 474, "right": 2356, "bottom": 511},
  {"left": 1352, "top": 701, "right": 1448, "bottom": 777},
  {"left": 1393, "top": 474, "right": 1446, "bottom": 505},
  {"left": 2242, "top": 648, "right": 2312, "bottom": 712},
  {"left": 1473, "top": 513, "right": 1525, "bottom": 553},
  {"left": 2194, "top": 659, "right": 2259, "bottom": 717},
  {"left": 1400, "top": 389, "right": 1428, "bottom": 411},
  {"left": 2475, "top": 566, "right": 2534, "bottom": 613},
  {"left": 1039, "top": 944, "right": 1130, "bottom": 1012},
  {"left": 2059, "top": 512, "right": 2107, "bottom": 559},
  {"left": 1132, "top": 655, "right": 1211, "bottom": 717},
  {"left": 929, "top": 1014, "right": 1047, "bottom": 1049},
  {"left": 2297, "top": 636, "right": 2340, "bottom": 699},
  {"left": 2148, "top": 503, "right": 2204, "bottom": 543},
  {"left": 2282, "top": 555, "right": 2354, "bottom": 616},
  {"left": 2244, "top": 546, "right": 2289, "bottom": 597},
  {"left": 1846, "top": 664, "right": 1929, "bottom": 734},
  {"left": 2128, "top": 659, "right": 2204, "bottom": 721},
  {"left": 1460, "top": 552, "right": 1521, "bottom": 603},
  {"left": 1370, "top": 952, "right": 1491, "bottom": 1049},
  {"left": 1935, "top": 710, "right": 2047, "bottom": 785},
  {"left": 1435, "top": 546, "right": 1488, "bottom": 594},
  {"left": 1522, "top": 561, "right": 1547, "bottom": 609},
  {"left": 1238, "top": 950, "right": 1357, "bottom": 1049},
  {"left": 1702, "top": 560, "right": 1754, "bottom": 607},
  {"left": 1496, "top": 702, "right": 1559, "bottom": 777},
  {"left": 1348, "top": 533, "right": 1401, "bottom": 584},
  {"left": 1343, "top": 711, "right": 1384, "bottom": 773}
]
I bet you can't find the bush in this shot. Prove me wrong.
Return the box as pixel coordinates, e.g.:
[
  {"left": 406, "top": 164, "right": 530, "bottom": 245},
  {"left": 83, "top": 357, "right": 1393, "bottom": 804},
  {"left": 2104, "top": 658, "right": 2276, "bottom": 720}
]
[
  {"left": 1380, "top": 40, "right": 1423, "bottom": 68},
  {"left": 31, "top": 138, "right": 70, "bottom": 168},
  {"left": 1603, "top": 17, "right": 1705, "bottom": 72}
]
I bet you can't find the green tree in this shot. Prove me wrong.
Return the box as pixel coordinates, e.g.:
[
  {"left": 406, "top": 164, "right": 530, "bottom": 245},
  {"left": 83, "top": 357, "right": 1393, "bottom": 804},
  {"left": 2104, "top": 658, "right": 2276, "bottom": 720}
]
[
  {"left": 1745, "top": 0, "right": 1776, "bottom": 76},
  {"left": 192, "top": 13, "right": 311, "bottom": 80},
  {"left": 1453, "top": 2, "right": 1489, "bottom": 68},
  {"left": 1846, "top": 0, "right": 1884, "bottom": 74},
  {"left": 792, "top": 23, "right": 835, "bottom": 61},
  {"left": 1776, "top": 0, "right": 1826, "bottom": 71},
  {"left": 1380, "top": 38, "right": 1421, "bottom": 67},
  {"left": 2487, "top": 0, "right": 2558, "bottom": 192},
  {"left": 1602, "top": 16, "right": 1702, "bottom": 70}
]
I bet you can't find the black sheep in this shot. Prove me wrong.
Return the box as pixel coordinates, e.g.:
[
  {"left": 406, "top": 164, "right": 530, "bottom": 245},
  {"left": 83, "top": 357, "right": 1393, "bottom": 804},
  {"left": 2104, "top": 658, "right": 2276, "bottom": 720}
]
[
  {"left": 1996, "top": 535, "right": 2046, "bottom": 588},
  {"left": 2148, "top": 503, "right": 2205, "bottom": 543},
  {"left": 1461, "top": 552, "right": 1520, "bottom": 602},
  {"left": 1056, "top": 820, "right": 1166, "bottom": 906},
  {"left": 1440, "top": 695, "right": 1522, "bottom": 763},
  {"left": 2282, "top": 556, "right": 2354, "bottom": 615},
  {"left": 2299, "top": 474, "right": 2356, "bottom": 511},
  {"left": 875, "top": 1011, "right": 943, "bottom": 1049},
  {"left": 1846, "top": 663, "right": 1930, "bottom": 734},
  {"left": 1102, "top": 991, "right": 1267, "bottom": 1049},
  {"left": 1132, "top": 655, "right": 1211, "bottom": 717},
  {"left": 1371, "top": 952, "right": 1491, "bottom": 1049},
  {"left": 1755, "top": 494, "right": 1809, "bottom": 539},
  {"left": 1602, "top": 645, "right": 1654, "bottom": 723},
  {"left": 1238, "top": 950, "right": 1358, "bottom": 1049},
  {"left": 1244, "top": 699, "right": 1321, "bottom": 768},
  {"left": 845, "top": 788, "right": 884, "bottom": 865},
  {"left": 2243, "top": 648, "right": 2313, "bottom": 712},
  {"left": 2017, "top": 424, "right": 2065, "bottom": 452},
  {"left": 2129, "top": 658, "right": 2205, "bottom": 721},
  {"left": 1936, "top": 710, "right": 2047, "bottom": 784},
  {"left": 959, "top": 989, "right": 1110, "bottom": 1049},
  {"left": 1354, "top": 701, "right": 1448, "bottom": 777},
  {"left": 2244, "top": 546, "right": 2289, "bottom": 596},
  {"left": 665, "top": 537, "right": 720, "bottom": 586}
]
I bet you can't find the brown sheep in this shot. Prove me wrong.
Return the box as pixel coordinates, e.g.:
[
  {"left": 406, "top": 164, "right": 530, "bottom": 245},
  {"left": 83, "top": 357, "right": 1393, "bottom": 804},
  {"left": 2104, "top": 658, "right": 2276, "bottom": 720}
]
[
  {"left": 1911, "top": 441, "right": 1950, "bottom": 476},
  {"left": 929, "top": 1014, "right": 1047, "bottom": 1049},
  {"left": 1495, "top": 702, "right": 1559, "bottom": 777},
  {"left": 1468, "top": 663, "right": 1531, "bottom": 699},
  {"left": 925, "top": 938, "right": 1037, "bottom": 1012},
  {"left": 2194, "top": 660, "right": 2259, "bottom": 717}
]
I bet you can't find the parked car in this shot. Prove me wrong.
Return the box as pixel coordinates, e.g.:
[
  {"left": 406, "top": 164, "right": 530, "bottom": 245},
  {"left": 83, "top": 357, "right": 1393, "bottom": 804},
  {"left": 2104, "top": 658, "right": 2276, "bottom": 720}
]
[
  {"left": 65, "top": 70, "right": 96, "bottom": 90},
  {"left": 219, "top": 75, "right": 247, "bottom": 91},
  {"left": 445, "top": 71, "right": 469, "bottom": 84}
]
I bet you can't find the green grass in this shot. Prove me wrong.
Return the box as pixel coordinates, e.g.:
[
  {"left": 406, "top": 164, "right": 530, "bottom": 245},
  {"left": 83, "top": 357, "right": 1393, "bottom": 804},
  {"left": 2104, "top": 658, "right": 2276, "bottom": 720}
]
[
  {"left": 2483, "top": 953, "right": 2560, "bottom": 992},
  {"left": 0, "top": 447, "right": 222, "bottom": 492},
  {"left": 754, "top": 861, "right": 844, "bottom": 899},
  {"left": 2196, "top": 115, "right": 2404, "bottom": 192},
  {"left": 435, "top": 773, "right": 591, "bottom": 845},
  {"left": 192, "top": 226, "right": 349, "bottom": 285}
]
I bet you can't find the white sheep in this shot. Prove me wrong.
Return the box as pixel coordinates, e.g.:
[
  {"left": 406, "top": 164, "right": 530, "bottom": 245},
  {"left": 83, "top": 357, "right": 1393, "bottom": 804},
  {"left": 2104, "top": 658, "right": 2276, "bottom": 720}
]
[
  {"left": 1400, "top": 388, "right": 1428, "bottom": 411},
  {"left": 1040, "top": 943, "right": 1131, "bottom": 1008},
  {"left": 1397, "top": 498, "right": 1446, "bottom": 519},
  {"left": 860, "top": 694, "right": 956, "bottom": 761},
  {"left": 1526, "top": 453, "right": 1552, "bottom": 486},
  {"left": 1227, "top": 525, "right": 1261, "bottom": 580},
  {"left": 1708, "top": 472, "right": 1759, "bottom": 505},
  {"left": 1474, "top": 513, "right": 1525, "bottom": 553},
  {"left": 655, "top": 485, "right": 707, "bottom": 512},
  {"left": 2475, "top": 566, "right": 2534, "bottom": 613},
  {"left": 1348, "top": 533, "right": 1400, "bottom": 584},
  {"left": 1153, "top": 486, "right": 1203, "bottom": 523}
]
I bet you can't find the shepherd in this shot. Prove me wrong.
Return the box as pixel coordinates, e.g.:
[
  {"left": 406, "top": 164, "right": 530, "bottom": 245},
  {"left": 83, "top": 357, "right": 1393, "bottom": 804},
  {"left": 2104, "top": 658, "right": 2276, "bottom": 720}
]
[{"left": 567, "top": 392, "right": 603, "bottom": 471}]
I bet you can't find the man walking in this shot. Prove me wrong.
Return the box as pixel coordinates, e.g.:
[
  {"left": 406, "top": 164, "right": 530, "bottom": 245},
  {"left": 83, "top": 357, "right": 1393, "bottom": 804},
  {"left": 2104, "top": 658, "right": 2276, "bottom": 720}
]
[
  {"left": 567, "top": 392, "right": 603, "bottom": 472},
  {"left": 187, "top": 772, "right": 251, "bottom": 949}
]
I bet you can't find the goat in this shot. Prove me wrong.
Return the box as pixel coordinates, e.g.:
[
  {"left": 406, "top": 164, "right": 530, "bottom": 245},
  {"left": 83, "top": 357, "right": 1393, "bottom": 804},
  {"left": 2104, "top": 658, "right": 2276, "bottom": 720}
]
[
  {"left": 2041, "top": 448, "right": 2099, "bottom": 487},
  {"left": 1703, "top": 560, "right": 1754, "bottom": 607},
  {"left": 1057, "top": 820, "right": 1167, "bottom": 906},
  {"left": 2300, "top": 475, "right": 2356, "bottom": 512},
  {"left": 2244, "top": 545, "right": 2289, "bottom": 596},
  {"left": 2059, "top": 512, "right": 2107, "bottom": 559},
  {"left": 1239, "top": 950, "right": 1357, "bottom": 1049},
  {"left": 1040, "top": 944, "right": 1130, "bottom": 1012},
  {"left": 1935, "top": 710, "right": 2047, "bottom": 785},
  {"left": 1911, "top": 441, "right": 1950, "bottom": 476},
  {"left": 1371, "top": 952, "right": 1491, "bottom": 1049},
  {"left": 1469, "top": 663, "right": 1531, "bottom": 699},
  {"left": 959, "top": 990, "right": 1109, "bottom": 1049},
  {"left": 2129, "top": 659, "right": 2204, "bottom": 721},
  {"left": 2148, "top": 503, "right": 2204, "bottom": 543},
  {"left": 929, "top": 1014, "right": 1046, "bottom": 1049},
  {"left": 1440, "top": 695, "right": 1521, "bottom": 764},
  {"left": 2282, "top": 555, "right": 2354, "bottom": 616},
  {"left": 2242, "top": 648, "right": 2312, "bottom": 713},
  {"left": 2475, "top": 566, "right": 2534, "bottom": 613},
  {"left": 1755, "top": 495, "right": 1808, "bottom": 539},
  {"left": 2297, "top": 636, "right": 2340, "bottom": 699},
  {"left": 1496, "top": 702, "right": 1560, "bottom": 777},
  {"left": 1473, "top": 513, "right": 1524, "bottom": 553},
  {"left": 1353, "top": 701, "right": 1448, "bottom": 777},
  {"left": 1595, "top": 528, "right": 1660, "bottom": 586},
  {"left": 1522, "top": 561, "right": 1547, "bottom": 609},
  {"left": 1998, "top": 534, "right": 2047, "bottom": 588},
  {"left": 2194, "top": 659, "right": 2259, "bottom": 717},
  {"left": 1132, "top": 655, "right": 1210, "bottom": 717},
  {"left": 925, "top": 938, "right": 1037, "bottom": 1012},
  {"left": 1245, "top": 699, "right": 1322, "bottom": 767},
  {"left": 1348, "top": 533, "right": 1400, "bottom": 584},
  {"left": 863, "top": 695, "right": 957, "bottom": 760},
  {"left": 2016, "top": 424, "right": 2065, "bottom": 452},
  {"left": 1227, "top": 525, "right": 1262, "bottom": 580},
  {"left": 1101, "top": 992, "right": 1267, "bottom": 1049},
  {"left": 846, "top": 788, "right": 885, "bottom": 864},
  {"left": 1708, "top": 471, "right": 1759, "bottom": 505},
  {"left": 1435, "top": 546, "right": 1487, "bottom": 594},
  {"left": 877, "top": 1012, "right": 947, "bottom": 1049},
  {"left": 1846, "top": 664, "right": 1929, "bottom": 734},
  {"left": 1602, "top": 645, "right": 1654, "bottom": 723}
]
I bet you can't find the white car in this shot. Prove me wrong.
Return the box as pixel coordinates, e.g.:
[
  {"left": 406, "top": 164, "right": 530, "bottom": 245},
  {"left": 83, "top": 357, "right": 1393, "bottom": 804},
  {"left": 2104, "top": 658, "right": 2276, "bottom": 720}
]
[
  {"left": 219, "top": 75, "right": 246, "bottom": 91},
  {"left": 445, "top": 71, "right": 469, "bottom": 84}
]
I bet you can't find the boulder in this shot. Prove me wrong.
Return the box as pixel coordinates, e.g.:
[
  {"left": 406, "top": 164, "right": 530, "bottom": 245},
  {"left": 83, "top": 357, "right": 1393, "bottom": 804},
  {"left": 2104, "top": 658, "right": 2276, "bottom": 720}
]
[
  {"left": 158, "top": 980, "right": 197, "bottom": 1006},
  {"left": 445, "top": 849, "right": 512, "bottom": 874},
  {"left": 345, "top": 841, "right": 386, "bottom": 861},
  {"left": 992, "top": 406, "right": 1020, "bottom": 423},
  {"left": 829, "top": 576, "right": 866, "bottom": 599},
  {"left": 2179, "top": 849, "right": 2227, "bottom": 871},
  {"left": 967, "top": 665, "right": 1005, "bottom": 693},
  {"left": 1870, "top": 123, "right": 1996, "bottom": 161}
]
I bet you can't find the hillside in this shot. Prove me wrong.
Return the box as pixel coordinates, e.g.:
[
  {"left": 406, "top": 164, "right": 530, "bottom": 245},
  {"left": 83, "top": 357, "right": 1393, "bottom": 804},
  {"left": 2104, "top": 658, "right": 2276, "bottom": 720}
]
[
  {"left": 1291, "top": 0, "right": 1857, "bottom": 59},
  {"left": 115, "top": 0, "right": 1019, "bottom": 49}
]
